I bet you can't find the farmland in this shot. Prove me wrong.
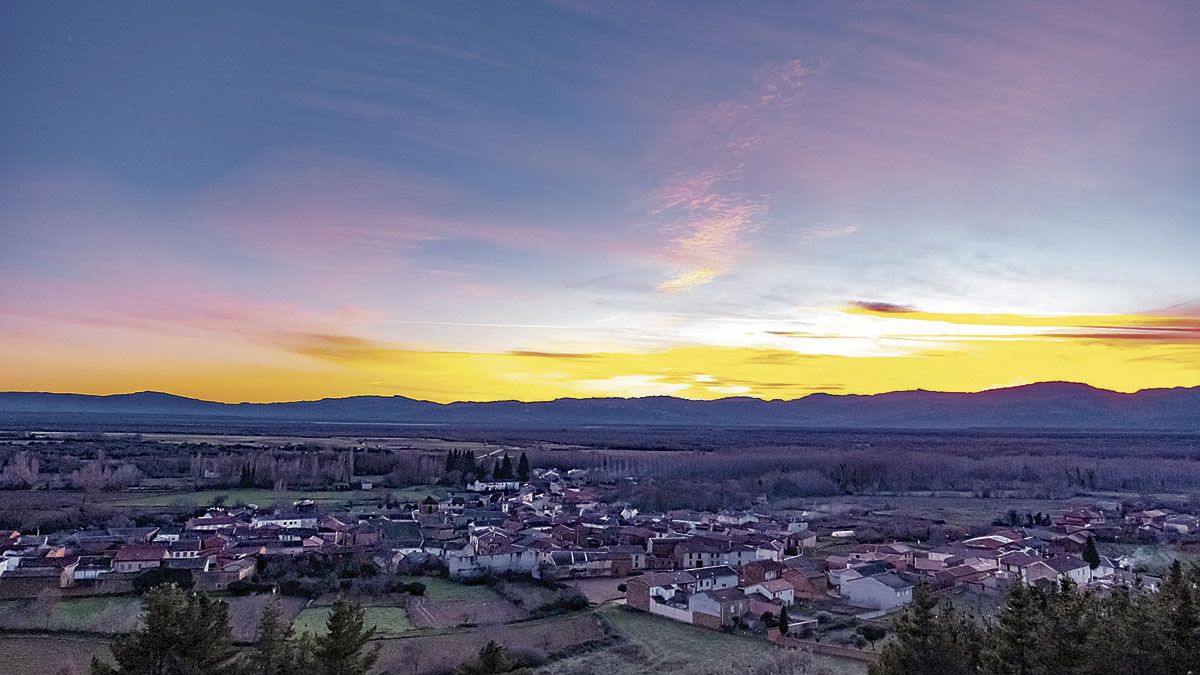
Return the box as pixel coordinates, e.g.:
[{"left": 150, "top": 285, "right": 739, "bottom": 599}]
[
  {"left": 293, "top": 605, "right": 415, "bottom": 637},
  {"left": 1, "top": 635, "right": 112, "bottom": 675},
  {"left": 0, "top": 596, "right": 142, "bottom": 634},
  {"left": 540, "top": 606, "right": 870, "bottom": 675}
]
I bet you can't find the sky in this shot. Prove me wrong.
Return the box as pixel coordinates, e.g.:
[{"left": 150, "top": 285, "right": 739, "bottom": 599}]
[{"left": 2, "top": 1, "right": 1200, "bottom": 403}]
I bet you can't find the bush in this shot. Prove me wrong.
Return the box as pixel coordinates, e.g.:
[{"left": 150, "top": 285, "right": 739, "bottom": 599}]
[
  {"left": 227, "top": 579, "right": 275, "bottom": 595},
  {"left": 406, "top": 581, "right": 426, "bottom": 596}
]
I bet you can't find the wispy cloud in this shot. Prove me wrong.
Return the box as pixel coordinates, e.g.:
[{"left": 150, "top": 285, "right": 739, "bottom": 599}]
[{"left": 650, "top": 60, "right": 817, "bottom": 292}]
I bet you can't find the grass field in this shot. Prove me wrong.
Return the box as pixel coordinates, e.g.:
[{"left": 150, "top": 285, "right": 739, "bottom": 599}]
[
  {"left": 0, "top": 635, "right": 112, "bottom": 675},
  {"left": 374, "top": 611, "right": 608, "bottom": 675},
  {"left": 292, "top": 606, "right": 414, "bottom": 637},
  {"left": 225, "top": 595, "right": 309, "bottom": 643},
  {"left": 589, "top": 606, "right": 867, "bottom": 675},
  {"left": 0, "top": 596, "right": 143, "bottom": 634},
  {"left": 397, "top": 576, "right": 502, "bottom": 602}
]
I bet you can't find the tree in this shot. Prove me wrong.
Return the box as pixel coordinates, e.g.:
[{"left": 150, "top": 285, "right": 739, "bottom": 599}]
[
  {"left": 496, "top": 454, "right": 514, "bottom": 480},
  {"left": 985, "top": 582, "right": 1039, "bottom": 675},
  {"left": 1082, "top": 536, "right": 1101, "bottom": 570},
  {"left": 249, "top": 597, "right": 296, "bottom": 675},
  {"left": 456, "top": 640, "right": 513, "bottom": 674},
  {"left": 778, "top": 604, "right": 790, "bottom": 636},
  {"left": 92, "top": 584, "right": 239, "bottom": 675},
  {"left": 871, "top": 584, "right": 975, "bottom": 675},
  {"left": 517, "top": 452, "right": 530, "bottom": 481},
  {"left": 859, "top": 624, "right": 887, "bottom": 649},
  {"left": 314, "top": 600, "right": 379, "bottom": 675}
]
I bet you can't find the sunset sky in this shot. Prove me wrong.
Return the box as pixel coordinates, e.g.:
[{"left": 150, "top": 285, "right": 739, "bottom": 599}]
[{"left": 2, "top": 1, "right": 1199, "bottom": 403}]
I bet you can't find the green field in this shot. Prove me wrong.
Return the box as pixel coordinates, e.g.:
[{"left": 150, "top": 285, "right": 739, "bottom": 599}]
[
  {"left": 46, "top": 597, "right": 144, "bottom": 633},
  {"left": 584, "top": 606, "right": 866, "bottom": 675},
  {"left": 396, "top": 576, "right": 501, "bottom": 602},
  {"left": 0, "top": 597, "right": 144, "bottom": 634},
  {"left": 292, "top": 606, "right": 414, "bottom": 637}
]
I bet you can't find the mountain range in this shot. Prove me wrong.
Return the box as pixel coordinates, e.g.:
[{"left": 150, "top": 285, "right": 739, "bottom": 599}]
[{"left": 1, "top": 382, "right": 1198, "bottom": 429}]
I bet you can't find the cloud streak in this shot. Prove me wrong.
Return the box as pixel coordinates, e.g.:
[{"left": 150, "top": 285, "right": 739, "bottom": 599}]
[{"left": 651, "top": 60, "right": 818, "bottom": 291}]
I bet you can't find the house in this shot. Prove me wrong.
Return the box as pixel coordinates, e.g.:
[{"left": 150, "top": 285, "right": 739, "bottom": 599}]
[
  {"left": 745, "top": 578, "right": 796, "bottom": 606},
  {"left": 469, "top": 479, "right": 521, "bottom": 493},
  {"left": 446, "top": 542, "right": 538, "bottom": 579},
  {"left": 999, "top": 552, "right": 1045, "bottom": 582},
  {"left": 1047, "top": 556, "right": 1094, "bottom": 585},
  {"left": 781, "top": 556, "right": 829, "bottom": 599},
  {"left": 626, "top": 571, "right": 698, "bottom": 612},
  {"left": 185, "top": 515, "right": 241, "bottom": 532},
  {"left": 689, "top": 588, "right": 749, "bottom": 629},
  {"left": 741, "top": 559, "right": 787, "bottom": 586},
  {"left": 251, "top": 511, "right": 318, "bottom": 529},
  {"left": 1163, "top": 515, "right": 1200, "bottom": 535},
  {"left": 72, "top": 555, "right": 113, "bottom": 581},
  {"left": 841, "top": 571, "right": 914, "bottom": 610},
  {"left": 605, "top": 545, "right": 647, "bottom": 574},
  {"left": 690, "top": 565, "right": 739, "bottom": 591},
  {"left": 113, "top": 546, "right": 168, "bottom": 573},
  {"left": 674, "top": 539, "right": 722, "bottom": 569},
  {"left": 538, "top": 550, "right": 613, "bottom": 580}
]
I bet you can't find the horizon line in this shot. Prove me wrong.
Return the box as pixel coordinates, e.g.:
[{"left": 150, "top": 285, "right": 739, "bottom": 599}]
[{"left": 2, "top": 380, "right": 1195, "bottom": 407}]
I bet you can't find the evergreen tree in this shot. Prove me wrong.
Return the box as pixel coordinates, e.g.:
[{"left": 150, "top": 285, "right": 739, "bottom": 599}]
[
  {"left": 985, "top": 582, "right": 1039, "bottom": 675},
  {"left": 872, "top": 583, "right": 971, "bottom": 675},
  {"left": 1082, "top": 536, "right": 1101, "bottom": 570},
  {"left": 476, "top": 640, "right": 512, "bottom": 673},
  {"left": 517, "top": 452, "right": 530, "bottom": 481},
  {"left": 314, "top": 600, "right": 379, "bottom": 675},
  {"left": 497, "top": 454, "right": 514, "bottom": 480},
  {"left": 249, "top": 596, "right": 296, "bottom": 675},
  {"left": 92, "top": 584, "right": 239, "bottom": 675},
  {"left": 1159, "top": 560, "right": 1200, "bottom": 671},
  {"left": 292, "top": 631, "right": 319, "bottom": 674},
  {"left": 778, "top": 604, "right": 790, "bottom": 636}
]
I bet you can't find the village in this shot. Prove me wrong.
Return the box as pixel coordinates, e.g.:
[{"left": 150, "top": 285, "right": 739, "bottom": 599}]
[{"left": 0, "top": 458, "right": 1189, "bottom": 667}]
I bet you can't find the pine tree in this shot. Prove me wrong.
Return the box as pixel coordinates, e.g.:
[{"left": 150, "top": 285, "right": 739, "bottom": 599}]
[
  {"left": 778, "top": 604, "right": 790, "bottom": 636},
  {"left": 517, "top": 452, "right": 530, "bottom": 481},
  {"left": 92, "top": 584, "right": 240, "bottom": 675},
  {"left": 1159, "top": 560, "right": 1200, "bottom": 671},
  {"left": 498, "top": 454, "right": 514, "bottom": 480},
  {"left": 985, "top": 582, "right": 1039, "bottom": 675},
  {"left": 249, "top": 596, "right": 295, "bottom": 675},
  {"left": 1082, "top": 536, "right": 1101, "bottom": 570},
  {"left": 475, "top": 640, "right": 512, "bottom": 673},
  {"left": 315, "top": 600, "right": 379, "bottom": 675},
  {"left": 872, "top": 583, "right": 969, "bottom": 675}
]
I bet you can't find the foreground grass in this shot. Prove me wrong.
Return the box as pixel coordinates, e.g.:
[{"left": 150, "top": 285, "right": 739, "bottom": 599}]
[{"left": 292, "top": 606, "right": 414, "bottom": 637}]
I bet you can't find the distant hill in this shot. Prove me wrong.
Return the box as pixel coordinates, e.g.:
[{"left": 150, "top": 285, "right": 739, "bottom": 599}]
[{"left": 1, "top": 382, "right": 1198, "bottom": 429}]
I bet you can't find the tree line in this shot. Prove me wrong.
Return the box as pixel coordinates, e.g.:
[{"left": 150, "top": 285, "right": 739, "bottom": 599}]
[
  {"left": 872, "top": 562, "right": 1200, "bottom": 675},
  {"left": 444, "top": 450, "right": 529, "bottom": 483}
]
